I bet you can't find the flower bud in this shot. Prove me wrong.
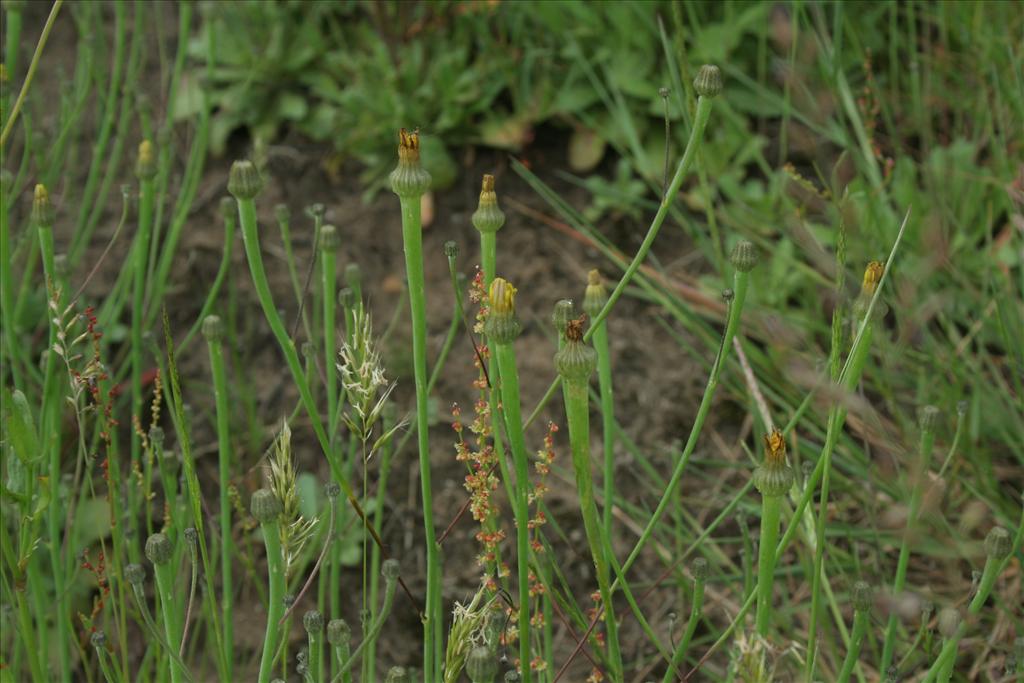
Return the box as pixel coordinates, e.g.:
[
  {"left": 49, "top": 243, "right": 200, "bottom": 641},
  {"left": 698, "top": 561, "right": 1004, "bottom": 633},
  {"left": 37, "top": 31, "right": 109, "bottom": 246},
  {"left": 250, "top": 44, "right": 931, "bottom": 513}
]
[
  {"left": 730, "top": 240, "right": 758, "bottom": 273},
  {"left": 345, "top": 262, "right": 361, "bottom": 291},
  {"left": 722, "top": 288, "right": 735, "bottom": 303},
  {"left": 984, "top": 526, "right": 1011, "bottom": 560},
  {"left": 919, "top": 405, "right": 940, "bottom": 433},
  {"left": 91, "top": 630, "right": 107, "bottom": 648},
  {"left": 32, "top": 184, "right": 54, "bottom": 228},
  {"left": 693, "top": 64, "right": 723, "bottom": 99},
  {"left": 691, "top": 557, "right": 709, "bottom": 582},
  {"left": 389, "top": 129, "right": 431, "bottom": 199},
  {"left": 303, "top": 609, "right": 324, "bottom": 634},
  {"left": 552, "top": 299, "right": 574, "bottom": 337},
  {"left": 753, "top": 428, "right": 794, "bottom": 497},
  {"left": 250, "top": 488, "right": 282, "bottom": 524},
  {"left": 483, "top": 277, "right": 521, "bottom": 345},
  {"left": 136, "top": 140, "right": 157, "bottom": 180},
  {"left": 472, "top": 174, "right": 505, "bottom": 235},
  {"left": 852, "top": 581, "right": 872, "bottom": 613},
  {"left": 444, "top": 240, "right": 459, "bottom": 260},
  {"left": 467, "top": 645, "right": 499, "bottom": 682},
  {"left": 385, "top": 666, "right": 411, "bottom": 683},
  {"left": 937, "top": 607, "right": 961, "bottom": 639},
  {"left": 338, "top": 287, "right": 355, "bottom": 310},
  {"left": 274, "top": 203, "right": 290, "bottom": 225},
  {"left": 321, "top": 224, "right": 339, "bottom": 252},
  {"left": 145, "top": 532, "right": 173, "bottom": 565},
  {"left": 227, "top": 160, "right": 263, "bottom": 200},
  {"left": 583, "top": 269, "right": 607, "bottom": 319},
  {"left": 202, "top": 315, "right": 223, "bottom": 342},
  {"left": 307, "top": 203, "right": 326, "bottom": 223},
  {"left": 219, "top": 196, "right": 234, "bottom": 221},
  {"left": 125, "top": 563, "right": 146, "bottom": 586},
  {"left": 184, "top": 527, "right": 198, "bottom": 545},
  {"left": 554, "top": 317, "right": 597, "bottom": 385},
  {"left": 324, "top": 481, "right": 340, "bottom": 500},
  {"left": 327, "top": 618, "right": 350, "bottom": 646},
  {"left": 860, "top": 261, "right": 884, "bottom": 297},
  {"left": 382, "top": 558, "right": 401, "bottom": 581}
]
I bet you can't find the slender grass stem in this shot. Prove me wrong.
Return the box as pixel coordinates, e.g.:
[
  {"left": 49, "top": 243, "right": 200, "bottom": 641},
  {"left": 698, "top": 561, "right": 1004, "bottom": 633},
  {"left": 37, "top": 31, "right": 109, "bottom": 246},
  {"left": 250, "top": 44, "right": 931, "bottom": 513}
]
[
  {"left": 203, "top": 317, "right": 233, "bottom": 681},
  {"left": 0, "top": 0, "right": 63, "bottom": 149},
  {"left": 132, "top": 156, "right": 156, "bottom": 499},
  {"left": 256, "top": 512, "right": 285, "bottom": 683},
  {"left": 492, "top": 341, "right": 534, "bottom": 683},
  {"left": 560, "top": 376, "right": 623, "bottom": 678},
  {"left": 661, "top": 563, "right": 706, "bottom": 683}
]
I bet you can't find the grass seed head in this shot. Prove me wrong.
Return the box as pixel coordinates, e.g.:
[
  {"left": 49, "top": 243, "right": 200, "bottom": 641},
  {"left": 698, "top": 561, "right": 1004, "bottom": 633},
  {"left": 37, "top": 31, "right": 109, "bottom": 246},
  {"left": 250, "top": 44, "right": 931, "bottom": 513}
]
[
  {"left": 693, "top": 64, "right": 723, "bottom": 98},
  {"left": 389, "top": 128, "right": 432, "bottom": 199},
  {"left": 227, "top": 160, "right": 263, "bottom": 200},
  {"left": 145, "top": 532, "right": 173, "bottom": 565},
  {"left": 472, "top": 174, "right": 506, "bottom": 234}
]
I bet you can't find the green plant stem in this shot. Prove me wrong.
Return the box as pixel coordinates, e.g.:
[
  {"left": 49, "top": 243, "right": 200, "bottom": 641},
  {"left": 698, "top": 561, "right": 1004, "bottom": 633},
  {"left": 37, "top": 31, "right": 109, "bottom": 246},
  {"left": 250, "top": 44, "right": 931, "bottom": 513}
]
[
  {"left": 492, "top": 341, "right": 534, "bottom": 683},
  {"left": 661, "top": 573, "right": 706, "bottom": 683},
  {"left": 132, "top": 173, "right": 155, "bottom": 476},
  {"left": 0, "top": 0, "right": 63, "bottom": 149},
  {"left": 0, "top": 183, "right": 24, "bottom": 388},
  {"left": 258, "top": 519, "right": 285, "bottom": 683},
  {"left": 524, "top": 94, "right": 715, "bottom": 430},
  {"left": 755, "top": 493, "right": 783, "bottom": 636},
  {"left": 235, "top": 197, "right": 384, "bottom": 550},
  {"left": 364, "top": 410, "right": 396, "bottom": 683},
  {"left": 616, "top": 268, "right": 749, "bottom": 582},
  {"left": 836, "top": 608, "right": 869, "bottom": 683},
  {"left": 205, "top": 332, "right": 233, "bottom": 681},
  {"left": 37, "top": 215, "right": 72, "bottom": 683},
  {"left": 920, "top": 503, "right": 1023, "bottom": 682},
  {"left": 153, "top": 562, "right": 185, "bottom": 683},
  {"left": 879, "top": 377, "right": 933, "bottom": 672},
  {"left": 395, "top": 193, "right": 442, "bottom": 678},
  {"left": 591, "top": 316, "right": 616, "bottom": 534},
  {"left": 322, "top": 247, "right": 338, "bottom": 437},
  {"left": 309, "top": 627, "right": 324, "bottom": 683},
  {"left": 332, "top": 577, "right": 398, "bottom": 681},
  {"left": 561, "top": 378, "right": 623, "bottom": 679}
]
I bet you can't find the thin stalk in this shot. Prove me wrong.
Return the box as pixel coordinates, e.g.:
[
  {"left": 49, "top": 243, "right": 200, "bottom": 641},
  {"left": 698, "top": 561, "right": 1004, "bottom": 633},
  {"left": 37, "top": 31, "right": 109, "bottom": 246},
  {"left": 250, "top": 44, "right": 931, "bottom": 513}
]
[
  {"left": 836, "top": 608, "right": 869, "bottom": 683},
  {"left": 132, "top": 169, "right": 156, "bottom": 485},
  {"left": 493, "top": 341, "right": 535, "bottom": 682},
  {"left": 396, "top": 190, "right": 443, "bottom": 676},
  {"left": 920, "top": 508, "right": 1023, "bottom": 682},
  {"left": 153, "top": 562, "right": 185, "bottom": 683},
  {"left": 0, "top": 0, "right": 63, "bottom": 148},
  {"left": 755, "top": 494, "right": 783, "bottom": 636},
  {"left": 879, "top": 402, "right": 936, "bottom": 671},
  {"left": 561, "top": 378, "right": 623, "bottom": 678},
  {"left": 661, "top": 569, "right": 706, "bottom": 683},
  {"left": 331, "top": 574, "right": 398, "bottom": 681},
  {"left": 205, "top": 325, "right": 233, "bottom": 681},
  {"left": 524, "top": 92, "right": 715, "bottom": 429},
  {"left": 364, "top": 409, "right": 396, "bottom": 683},
  {"left": 36, "top": 202, "right": 72, "bottom": 683},
  {"left": 258, "top": 517, "right": 285, "bottom": 683},
  {"left": 591, "top": 316, "right": 616, "bottom": 534},
  {"left": 322, "top": 240, "right": 338, "bottom": 437},
  {"left": 615, "top": 268, "right": 750, "bottom": 582}
]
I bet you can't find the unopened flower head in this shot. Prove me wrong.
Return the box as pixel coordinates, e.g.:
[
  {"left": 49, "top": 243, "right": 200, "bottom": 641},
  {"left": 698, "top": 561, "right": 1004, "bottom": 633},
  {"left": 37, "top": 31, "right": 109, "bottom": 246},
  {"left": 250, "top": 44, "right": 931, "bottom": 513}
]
[
  {"left": 472, "top": 173, "right": 505, "bottom": 234},
  {"left": 753, "top": 428, "right": 794, "bottom": 497},
  {"left": 483, "top": 277, "right": 521, "bottom": 344},
  {"left": 389, "top": 128, "right": 432, "bottom": 198},
  {"left": 861, "top": 261, "right": 884, "bottom": 296}
]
